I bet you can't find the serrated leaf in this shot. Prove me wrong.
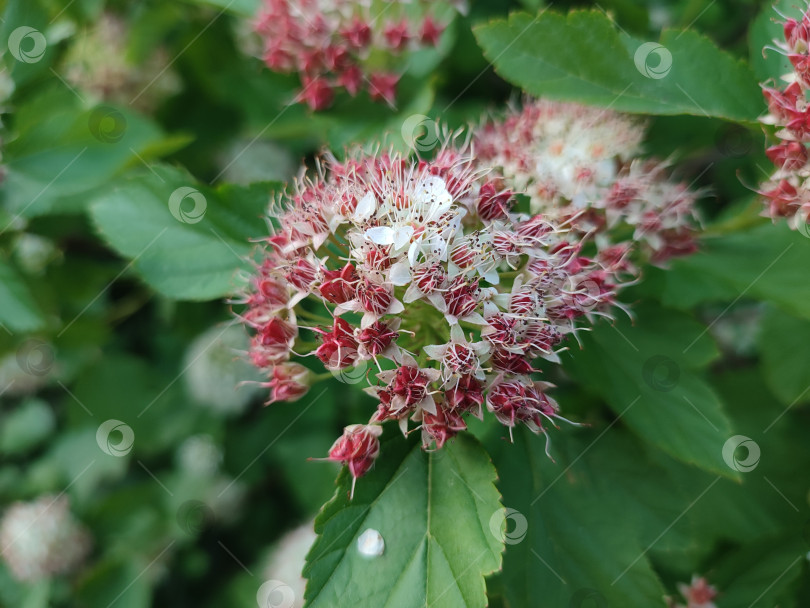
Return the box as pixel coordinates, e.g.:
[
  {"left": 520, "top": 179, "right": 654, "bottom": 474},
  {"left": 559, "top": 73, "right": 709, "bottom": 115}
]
[
  {"left": 564, "top": 304, "right": 736, "bottom": 477},
  {"left": 493, "top": 427, "right": 669, "bottom": 607},
  {"left": 473, "top": 10, "right": 761, "bottom": 121},
  {"left": 304, "top": 433, "right": 502, "bottom": 608},
  {"left": 663, "top": 223, "right": 810, "bottom": 321},
  {"left": 90, "top": 166, "right": 272, "bottom": 300}
]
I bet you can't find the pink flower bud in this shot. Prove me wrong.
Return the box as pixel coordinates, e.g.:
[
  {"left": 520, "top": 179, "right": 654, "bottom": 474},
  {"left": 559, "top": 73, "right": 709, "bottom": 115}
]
[
  {"left": 250, "top": 317, "right": 297, "bottom": 367},
  {"left": 264, "top": 362, "right": 310, "bottom": 404},
  {"left": 419, "top": 16, "right": 445, "bottom": 46},
  {"left": 383, "top": 20, "right": 411, "bottom": 52},
  {"left": 368, "top": 73, "right": 399, "bottom": 105},
  {"left": 339, "top": 18, "right": 372, "bottom": 49},
  {"left": 326, "top": 424, "right": 382, "bottom": 495},
  {"left": 319, "top": 263, "right": 358, "bottom": 304},
  {"left": 300, "top": 76, "right": 334, "bottom": 111},
  {"left": 477, "top": 181, "right": 514, "bottom": 221},
  {"left": 357, "top": 321, "right": 398, "bottom": 357},
  {"left": 314, "top": 318, "right": 359, "bottom": 369}
]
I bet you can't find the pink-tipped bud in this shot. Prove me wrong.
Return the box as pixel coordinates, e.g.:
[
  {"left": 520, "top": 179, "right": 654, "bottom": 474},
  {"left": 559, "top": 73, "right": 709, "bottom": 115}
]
[
  {"left": 326, "top": 424, "right": 382, "bottom": 496},
  {"left": 264, "top": 362, "right": 310, "bottom": 403}
]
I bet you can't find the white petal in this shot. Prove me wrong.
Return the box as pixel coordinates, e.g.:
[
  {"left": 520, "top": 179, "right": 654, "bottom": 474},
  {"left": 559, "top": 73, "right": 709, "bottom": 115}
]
[
  {"left": 389, "top": 260, "right": 412, "bottom": 286},
  {"left": 365, "top": 226, "right": 396, "bottom": 245},
  {"left": 423, "top": 344, "right": 447, "bottom": 360},
  {"left": 461, "top": 312, "right": 487, "bottom": 325},
  {"left": 388, "top": 300, "right": 404, "bottom": 315},
  {"left": 361, "top": 312, "right": 378, "bottom": 329},
  {"left": 449, "top": 324, "right": 465, "bottom": 343},
  {"left": 419, "top": 394, "right": 437, "bottom": 415},
  {"left": 482, "top": 268, "right": 500, "bottom": 284},
  {"left": 354, "top": 191, "right": 376, "bottom": 221},
  {"left": 540, "top": 351, "right": 562, "bottom": 364},
  {"left": 428, "top": 292, "right": 446, "bottom": 312},
  {"left": 408, "top": 241, "right": 420, "bottom": 265},
  {"left": 400, "top": 353, "right": 418, "bottom": 367},
  {"left": 393, "top": 226, "right": 414, "bottom": 250},
  {"left": 403, "top": 283, "right": 423, "bottom": 303}
]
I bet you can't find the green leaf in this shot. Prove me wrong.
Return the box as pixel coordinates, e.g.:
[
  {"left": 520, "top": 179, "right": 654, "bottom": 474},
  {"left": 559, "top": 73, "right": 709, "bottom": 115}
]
[
  {"left": 473, "top": 10, "right": 762, "bottom": 121},
  {"left": 2, "top": 88, "right": 171, "bottom": 220},
  {"left": 185, "top": 0, "right": 261, "bottom": 18},
  {"left": 90, "top": 166, "right": 272, "bottom": 300},
  {"left": 493, "top": 427, "right": 668, "bottom": 607},
  {"left": 663, "top": 223, "right": 810, "bottom": 321},
  {"left": 564, "top": 304, "right": 736, "bottom": 477},
  {"left": 0, "top": 398, "right": 56, "bottom": 455},
  {"left": 749, "top": 0, "right": 793, "bottom": 83},
  {"left": 0, "top": 260, "right": 47, "bottom": 332},
  {"left": 759, "top": 307, "right": 810, "bottom": 407},
  {"left": 75, "top": 558, "right": 151, "bottom": 608},
  {"left": 304, "top": 433, "right": 502, "bottom": 608},
  {"left": 713, "top": 536, "right": 806, "bottom": 608}
]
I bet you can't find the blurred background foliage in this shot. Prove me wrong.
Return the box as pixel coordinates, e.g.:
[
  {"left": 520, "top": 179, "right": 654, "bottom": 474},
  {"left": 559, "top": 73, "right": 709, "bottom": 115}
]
[{"left": 0, "top": 0, "right": 808, "bottom": 606}]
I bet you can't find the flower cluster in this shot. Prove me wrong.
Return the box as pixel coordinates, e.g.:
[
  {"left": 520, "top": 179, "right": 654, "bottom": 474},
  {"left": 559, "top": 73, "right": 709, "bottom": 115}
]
[
  {"left": 759, "top": 4, "right": 810, "bottom": 231},
  {"left": 667, "top": 576, "right": 718, "bottom": 608},
  {"left": 253, "top": 0, "right": 459, "bottom": 110},
  {"left": 474, "top": 99, "right": 700, "bottom": 266},
  {"left": 0, "top": 495, "right": 91, "bottom": 582},
  {"left": 63, "top": 12, "right": 180, "bottom": 111},
  {"left": 240, "top": 140, "right": 632, "bottom": 492}
]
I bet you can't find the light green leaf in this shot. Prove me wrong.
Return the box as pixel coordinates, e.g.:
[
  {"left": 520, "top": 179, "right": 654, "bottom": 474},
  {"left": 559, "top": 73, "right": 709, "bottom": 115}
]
[
  {"left": 304, "top": 433, "right": 502, "bottom": 608},
  {"left": 473, "top": 10, "right": 761, "bottom": 121},
  {"left": 0, "top": 260, "right": 47, "bottom": 332},
  {"left": 564, "top": 305, "right": 736, "bottom": 477},
  {"left": 90, "top": 166, "right": 272, "bottom": 300}
]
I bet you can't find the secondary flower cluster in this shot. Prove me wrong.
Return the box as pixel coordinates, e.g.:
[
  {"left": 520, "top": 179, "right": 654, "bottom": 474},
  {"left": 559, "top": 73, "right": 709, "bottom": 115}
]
[
  {"left": 474, "top": 99, "right": 700, "bottom": 266},
  {"left": 240, "top": 140, "right": 634, "bottom": 492},
  {"left": 0, "top": 495, "right": 91, "bottom": 582},
  {"left": 667, "top": 576, "right": 718, "bottom": 608},
  {"left": 253, "top": 0, "right": 458, "bottom": 109},
  {"left": 63, "top": 12, "right": 180, "bottom": 111},
  {"left": 759, "top": 5, "right": 810, "bottom": 230}
]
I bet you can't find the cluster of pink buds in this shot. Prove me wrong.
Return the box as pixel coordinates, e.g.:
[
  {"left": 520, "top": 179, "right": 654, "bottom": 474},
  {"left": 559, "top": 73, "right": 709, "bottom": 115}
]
[
  {"left": 667, "top": 576, "right": 718, "bottom": 608},
  {"left": 240, "top": 136, "right": 636, "bottom": 492},
  {"left": 253, "top": 0, "right": 460, "bottom": 110},
  {"left": 759, "top": 4, "right": 810, "bottom": 230},
  {"left": 474, "top": 99, "right": 700, "bottom": 266}
]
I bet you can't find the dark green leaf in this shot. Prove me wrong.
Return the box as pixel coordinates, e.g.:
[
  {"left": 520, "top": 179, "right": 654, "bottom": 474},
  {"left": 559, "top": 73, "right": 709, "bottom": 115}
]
[
  {"left": 494, "top": 427, "right": 669, "bottom": 607},
  {"left": 564, "top": 305, "right": 736, "bottom": 476},
  {"left": 473, "top": 10, "right": 762, "bottom": 121},
  {"left": 759, "top": 307, "right": 810, "bottom": 407},
  {"left": 663, "top": 223, "right": 810, "bottom": 321}
]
